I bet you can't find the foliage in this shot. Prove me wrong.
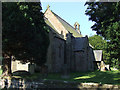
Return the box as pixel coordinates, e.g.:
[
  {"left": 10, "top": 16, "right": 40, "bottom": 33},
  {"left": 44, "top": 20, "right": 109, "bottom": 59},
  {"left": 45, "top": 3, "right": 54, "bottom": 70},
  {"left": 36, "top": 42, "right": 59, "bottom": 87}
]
[
  {"left": 85, "top": 1, "right": 120, "bottom": 68},
  {"left": 2, "top": 2, "right": 49, "bottom": 65},
  {"left": 89, "top": 35, "right": 106, "bottom": 50},
  {"left": 89, "top": 35, "right": 110, "bottom": 64}
]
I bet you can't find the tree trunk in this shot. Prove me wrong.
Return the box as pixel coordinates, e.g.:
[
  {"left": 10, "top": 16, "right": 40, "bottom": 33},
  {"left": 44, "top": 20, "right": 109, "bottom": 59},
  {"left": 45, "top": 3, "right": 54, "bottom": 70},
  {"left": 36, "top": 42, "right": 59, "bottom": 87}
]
[
  {"left": 3, "top": 54, "right": 12, "bottom": 76},
  {"left": 8, "top": 56, "right": 12, "bottom": 74}
]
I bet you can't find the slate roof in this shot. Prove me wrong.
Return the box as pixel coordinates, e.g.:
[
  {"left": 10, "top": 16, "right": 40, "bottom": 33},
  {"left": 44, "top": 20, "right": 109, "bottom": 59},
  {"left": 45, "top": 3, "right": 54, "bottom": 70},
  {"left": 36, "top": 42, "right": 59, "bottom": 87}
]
[
  {"left": 52, "top": 12, "right": 83, "bottom": 37},
  {"left": 74, "top": 37, "right": 88, "bottom": 51},
  {"left": 93, "top": 50, "right": 102, "bottom": 61}
]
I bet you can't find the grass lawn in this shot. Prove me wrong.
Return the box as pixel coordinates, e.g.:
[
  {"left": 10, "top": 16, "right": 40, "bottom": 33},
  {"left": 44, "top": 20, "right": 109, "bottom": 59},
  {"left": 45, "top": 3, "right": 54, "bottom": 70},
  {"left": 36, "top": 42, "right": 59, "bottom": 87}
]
[
  {"left": 45, "top": 70, "right": 120, "bottom": 85},
  {"left": 12, "top": 69, "right": 120, "bottom": 85}
]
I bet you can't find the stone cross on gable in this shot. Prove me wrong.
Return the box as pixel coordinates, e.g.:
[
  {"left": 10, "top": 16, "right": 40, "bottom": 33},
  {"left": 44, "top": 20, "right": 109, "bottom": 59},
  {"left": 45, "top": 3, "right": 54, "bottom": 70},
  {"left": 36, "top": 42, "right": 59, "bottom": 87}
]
[{"left": 47, "top": 5, "right": 50, "bottom": 9}]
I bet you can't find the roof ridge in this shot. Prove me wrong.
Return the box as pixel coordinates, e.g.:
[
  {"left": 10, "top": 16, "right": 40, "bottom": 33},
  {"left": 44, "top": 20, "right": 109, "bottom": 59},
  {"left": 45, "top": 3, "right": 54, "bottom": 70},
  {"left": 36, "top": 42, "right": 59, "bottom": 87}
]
[
  {"left": 52, "top": 11, "right": 81, "bottom": 35},
  {"left": 44, "top": 5, "right": 51, "bottom": 15}
]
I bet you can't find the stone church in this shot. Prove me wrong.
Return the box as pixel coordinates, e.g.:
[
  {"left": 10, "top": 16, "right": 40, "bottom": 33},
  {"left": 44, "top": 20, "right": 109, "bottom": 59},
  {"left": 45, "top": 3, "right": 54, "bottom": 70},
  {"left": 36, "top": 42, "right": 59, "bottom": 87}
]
[
  {"left": 44, "top": 6, "right": 95, "bottom": 73},
  {"left": 10, "top": 6, "right": 98, "bottom": 74}
]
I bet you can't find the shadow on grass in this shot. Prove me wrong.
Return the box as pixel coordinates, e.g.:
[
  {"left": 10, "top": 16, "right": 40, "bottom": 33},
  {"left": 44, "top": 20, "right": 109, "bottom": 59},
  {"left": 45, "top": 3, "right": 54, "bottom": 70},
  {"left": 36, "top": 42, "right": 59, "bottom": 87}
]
[
  {"left": 12, "top": 70, "right": 120, "bottom": 85},
  {"left": 72, "top": 71, "right": 120, "bottom": 85},
  {"left": 45, "top": 70, "right": 120, "bottom": 85}
]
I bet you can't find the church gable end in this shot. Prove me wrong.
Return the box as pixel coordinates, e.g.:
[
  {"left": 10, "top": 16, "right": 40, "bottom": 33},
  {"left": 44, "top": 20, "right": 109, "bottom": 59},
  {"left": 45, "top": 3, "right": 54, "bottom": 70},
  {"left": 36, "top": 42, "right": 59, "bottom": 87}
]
[{"left": 44, "top": 7, "right": 68, "bottom": 39}]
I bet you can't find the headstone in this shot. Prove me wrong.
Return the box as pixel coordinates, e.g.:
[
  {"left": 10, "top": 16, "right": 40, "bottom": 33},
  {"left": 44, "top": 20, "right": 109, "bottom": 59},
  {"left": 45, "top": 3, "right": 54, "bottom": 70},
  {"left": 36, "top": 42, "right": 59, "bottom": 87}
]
[
  {"left": 61, "top": 64, "right": 70, "bottom": 79},
  {"left": 28, "top": 64, "right": 35, "bottom": 74},
  {"left": 105, "top": 65, "right": 110, "bottom": 71},
  {"left": 100, "top": 61, "right": 105, "bottom": 71},
  {"left": 41, "top": 65, "right": 48, "bottom": 78}
]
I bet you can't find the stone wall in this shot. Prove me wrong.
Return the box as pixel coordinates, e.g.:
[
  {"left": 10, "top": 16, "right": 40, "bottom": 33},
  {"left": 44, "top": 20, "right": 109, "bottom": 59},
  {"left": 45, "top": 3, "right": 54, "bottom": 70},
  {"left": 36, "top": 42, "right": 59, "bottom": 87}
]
[
  {"left": 87, "top": 47, "right": 95, "bottom": 71},
  {"left": 73, "top": 37, "right": 89, "bottom": 72},
  {"left": 70, "top": 36, "right": 76, "bottom": 71},
  {"left": 46, "top": 30, "right": 65, "bottom": 73},
  {"left": 0, "top": 79, "right": 119, "bottom": 89},
  {"left": 66, "top": 33, "right": 73, "bottom": 72},
  {"left": 46, "top": 31, "right": 54, "bottom": 72},
  {"left": 52, "top": 37, "right": 65, "bottom": 72},
  {"left": 75, "top": 51, "right": 89, "bottom": 72}
]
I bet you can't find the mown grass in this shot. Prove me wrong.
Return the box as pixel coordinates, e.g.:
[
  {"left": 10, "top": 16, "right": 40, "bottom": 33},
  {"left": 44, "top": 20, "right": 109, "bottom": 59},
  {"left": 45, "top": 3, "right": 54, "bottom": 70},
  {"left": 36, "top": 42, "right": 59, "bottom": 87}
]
[
  {"left": 73, "top": 70, "right": 120, "bottom": 85},
  {"left": 12, "top": 69, "right": 120, "bottom": 85},
  {"left": 46, "top": 70, "right": 120, "bottom": 85}
]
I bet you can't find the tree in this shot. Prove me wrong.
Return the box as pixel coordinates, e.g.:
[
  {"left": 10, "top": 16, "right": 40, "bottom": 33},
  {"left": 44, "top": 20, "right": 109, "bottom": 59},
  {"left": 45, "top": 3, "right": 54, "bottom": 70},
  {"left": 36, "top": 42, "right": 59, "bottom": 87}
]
[
  {"left": 85, "top": 1, "right": 120, "bottom": 69},
  {"left": 89, "top": 35, "right": 110, "bottom": 64},
  {"left": 2, "top": 2, "right": 49, "bottom": 74},
  {"left": 89, "top": 35, "right": 106, "bottom": 50}
]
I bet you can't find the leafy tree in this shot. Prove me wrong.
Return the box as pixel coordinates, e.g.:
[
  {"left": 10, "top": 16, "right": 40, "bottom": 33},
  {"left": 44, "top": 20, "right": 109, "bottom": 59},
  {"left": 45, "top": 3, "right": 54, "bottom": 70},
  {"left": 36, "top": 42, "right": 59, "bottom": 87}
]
[
  {"left": 85, "top": 1, "right": 120, "bottom": 69},
  {"left": 2, "top": 2, "right": 49, "bottom": 74},
  {"left": 89, "top": 35, "right": 110, "bottom": 64},
  {"left": 89, "top": 35, "right": 106, "bottom": 50}
]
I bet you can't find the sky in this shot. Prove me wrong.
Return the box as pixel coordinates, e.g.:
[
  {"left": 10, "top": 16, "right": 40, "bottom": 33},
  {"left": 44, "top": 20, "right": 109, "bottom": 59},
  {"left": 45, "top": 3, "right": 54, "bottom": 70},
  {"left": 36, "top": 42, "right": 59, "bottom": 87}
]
[{"left": 41, "top": 1, "right": 96, "bottom": 37}]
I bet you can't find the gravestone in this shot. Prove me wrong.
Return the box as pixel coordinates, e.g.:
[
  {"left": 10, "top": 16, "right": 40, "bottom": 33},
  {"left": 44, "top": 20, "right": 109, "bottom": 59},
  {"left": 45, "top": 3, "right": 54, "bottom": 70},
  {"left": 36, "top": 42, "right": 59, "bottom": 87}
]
[
  {"left": 61, "top": 64, "right": 70, "bottom": 79},
  {"left": 41, "top": 65, "right": 48, "bottom": 78},
  {"left": 100, "top": 61, "right": 105, "bottom": 71},
  {"left": 105, "top": 65, "right": 110, "bottom": 71},
  {"left": 28, "top": 64, "right": 35, "bottom": 74}
]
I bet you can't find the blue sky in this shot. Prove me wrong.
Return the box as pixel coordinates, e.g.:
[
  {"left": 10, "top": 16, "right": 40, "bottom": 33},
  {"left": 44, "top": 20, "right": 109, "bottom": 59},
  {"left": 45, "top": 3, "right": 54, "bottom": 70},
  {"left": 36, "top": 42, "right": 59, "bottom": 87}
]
[{"left": 41, "top": 2, "right": 96, "bottom": 37}]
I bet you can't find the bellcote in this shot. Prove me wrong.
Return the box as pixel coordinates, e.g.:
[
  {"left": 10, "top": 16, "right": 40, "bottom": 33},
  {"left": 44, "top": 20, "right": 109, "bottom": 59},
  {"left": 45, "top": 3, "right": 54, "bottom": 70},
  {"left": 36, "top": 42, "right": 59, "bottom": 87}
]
[{"left": 74, "top": 22, "right": 81, "bottom": 34}]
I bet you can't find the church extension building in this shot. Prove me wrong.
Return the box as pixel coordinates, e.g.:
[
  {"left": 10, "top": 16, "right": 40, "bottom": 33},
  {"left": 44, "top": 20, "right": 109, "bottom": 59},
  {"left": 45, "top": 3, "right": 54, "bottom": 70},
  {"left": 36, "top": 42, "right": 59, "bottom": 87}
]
[{"left": 44, "top": 6, "right": 95, "bottom": 73}]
